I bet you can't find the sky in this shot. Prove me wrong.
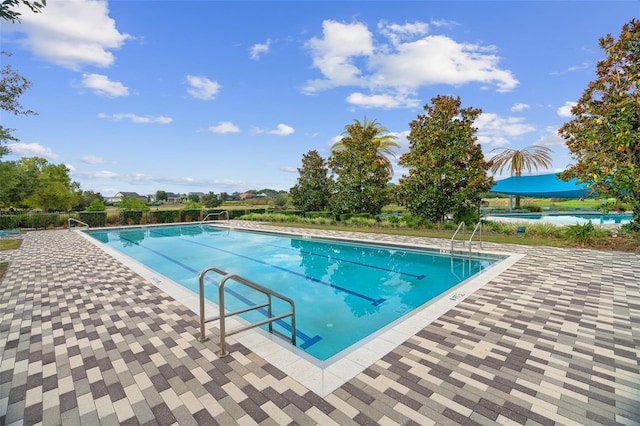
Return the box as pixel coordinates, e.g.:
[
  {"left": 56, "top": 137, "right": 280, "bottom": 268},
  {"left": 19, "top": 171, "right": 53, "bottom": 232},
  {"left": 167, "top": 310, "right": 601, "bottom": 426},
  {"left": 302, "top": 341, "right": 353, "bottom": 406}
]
[{"left": 2, "top": 0, "right": 638, "bottom": 198}]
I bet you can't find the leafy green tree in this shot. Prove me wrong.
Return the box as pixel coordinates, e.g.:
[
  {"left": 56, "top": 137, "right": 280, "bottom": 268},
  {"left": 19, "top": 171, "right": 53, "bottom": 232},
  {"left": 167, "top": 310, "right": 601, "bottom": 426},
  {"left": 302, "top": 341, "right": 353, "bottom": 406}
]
[
  {"left": 19, "top": 157, "right": 78, "bottom": 211},
  {"left": 201, "top": 191, "right": 221, "bottom": 208},
  {"left": 117, "top": 195, "right": 149, "bottom": 211},
  {"left": 328, "top": 119, "right": 396, "bottom": 215},
  {"left": 397, "top": 95, "right": 494, "bottom": 223},
  {"left": 188, "top": 193, "right": 200, "bottom": 202},
  {"left": 289, "top": 150, "right": 332, "bottom": 211},
  {"left": 273, "top": 193, "right": 290, "bottom": 209},
  {"left": 1, "top": 0, "right": 46, "bottom": 23},
  {"left": 86, "top": 198, "right": 106, "bottom": 211},
  {"left": 490, "top": 145, "right": 552, "bottom": 208},
  {"left": 155, "top": 190, "right": 168, "bottom": 202},
  {"left": 559, "top": 19, "right": 640, "bottom": 230},
  {"left": 74, "top": 190, "right": 103, "bottom": 211},
  {"left": 1, "top": 53, "right": 38, "bottom": 156}
]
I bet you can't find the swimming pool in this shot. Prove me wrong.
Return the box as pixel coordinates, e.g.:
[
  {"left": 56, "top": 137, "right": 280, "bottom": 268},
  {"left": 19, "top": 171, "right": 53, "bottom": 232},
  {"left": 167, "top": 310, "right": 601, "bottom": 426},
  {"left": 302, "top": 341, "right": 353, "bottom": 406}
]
[
  {"left": 489, "top": 212, "right": 632, "bottom": 225},
  {"left": 86, "top": 224, "right": 501, "bottom": 361}
]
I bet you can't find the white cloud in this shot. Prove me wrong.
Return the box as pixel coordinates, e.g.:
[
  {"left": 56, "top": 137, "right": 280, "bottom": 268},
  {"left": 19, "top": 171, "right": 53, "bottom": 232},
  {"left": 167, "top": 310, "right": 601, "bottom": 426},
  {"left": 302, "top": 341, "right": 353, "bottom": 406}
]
[
  {"left": 208, "top": 121, "right": 240, "bottom": 134},
  {"left": 475, "top": 113, "right": 536, "bottom": 147},
  {"left": 250, "top": 39, "right": 271, "bottom": 60},
  {"left": 9, "top": 0, "right": 130, "bottom": 69},
  {"left": 267, "top": 124, "right": 295, "bottom": 136},
  {"left": 79, "top": 155, "right": 107, "bottom": 164},
  {"left": 302, "top": 19, "right": 518, "bottom": 98},
  {"left": 79, "top": 73, "right": 129, "bottom": 97},
  {"left": 303, "top": 20, "right": 374, "bottom": 93},
  {"left": 186, "top": 75, "right": 221, "bottom": 100},
  {"left": 511, "top": 103, "right": 530, "bottom": 112},
  {"left": 346, "top": 92, "right": 420, "bottom": 109},
  {"left": 7, "top": 142, "right": 60, "bottom": 160},
  {"left": 97, "top": 113, "right": 172, "bottom": 124},
  {"left": 557, "top": 101, "right": 577, "bottom": 117}
]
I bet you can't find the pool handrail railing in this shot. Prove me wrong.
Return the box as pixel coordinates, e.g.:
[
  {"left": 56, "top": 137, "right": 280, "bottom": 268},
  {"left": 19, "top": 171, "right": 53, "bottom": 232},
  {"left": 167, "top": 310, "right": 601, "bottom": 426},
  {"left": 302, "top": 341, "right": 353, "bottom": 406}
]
[
  {"left": 450, "top": 222, "right": 466, "bottom": 254},
  {"left": 197, "top": 266, "right": 296, "bottom": 357},
  {"left": 200, "top": 211, "right": 229, "bottom": 224},
  {"left": 67, "top": 218, "right": 90, "bottom": 230}
]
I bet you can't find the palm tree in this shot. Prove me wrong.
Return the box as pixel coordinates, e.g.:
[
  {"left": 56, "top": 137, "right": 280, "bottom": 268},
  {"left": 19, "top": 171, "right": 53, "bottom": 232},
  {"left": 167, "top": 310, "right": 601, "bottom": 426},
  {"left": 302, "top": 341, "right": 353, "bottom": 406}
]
[
  {"left": 490, "top": 145, "right": 553, "bottom": 208},
  {"left": 331, "top": 117, "right": 399, "bottom": 177}
]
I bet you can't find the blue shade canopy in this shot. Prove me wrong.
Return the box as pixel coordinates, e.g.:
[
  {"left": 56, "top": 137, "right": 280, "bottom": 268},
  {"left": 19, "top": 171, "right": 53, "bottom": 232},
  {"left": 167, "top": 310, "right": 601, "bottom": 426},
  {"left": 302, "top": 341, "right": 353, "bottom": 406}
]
[{"left": 490, "top": 173, "right": 593, "bottom": 198}]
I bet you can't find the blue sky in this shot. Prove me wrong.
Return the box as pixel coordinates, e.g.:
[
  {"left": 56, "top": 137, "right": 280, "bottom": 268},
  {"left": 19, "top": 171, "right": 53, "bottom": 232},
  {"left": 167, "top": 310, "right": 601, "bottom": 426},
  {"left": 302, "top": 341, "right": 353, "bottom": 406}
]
[{"left": 2, "top": 1, "right": 637, "bottom": 198}]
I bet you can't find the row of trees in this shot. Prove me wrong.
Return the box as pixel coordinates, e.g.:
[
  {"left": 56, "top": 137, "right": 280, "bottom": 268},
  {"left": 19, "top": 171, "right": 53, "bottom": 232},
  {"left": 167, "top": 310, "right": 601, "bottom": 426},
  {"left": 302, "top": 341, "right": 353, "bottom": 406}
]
[
  {"left": 290, "top": 97, "right": 494, "bottom": 223},
  {"left": 290, "top": 19, "right": 639, "bottom": 229}
]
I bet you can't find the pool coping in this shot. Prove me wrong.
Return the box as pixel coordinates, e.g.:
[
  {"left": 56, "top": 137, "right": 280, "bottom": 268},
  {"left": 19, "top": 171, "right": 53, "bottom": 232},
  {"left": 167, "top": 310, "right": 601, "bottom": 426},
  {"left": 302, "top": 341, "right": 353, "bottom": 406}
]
[{"left": 76, "top": 224, "right": 523, "bottom": 397}]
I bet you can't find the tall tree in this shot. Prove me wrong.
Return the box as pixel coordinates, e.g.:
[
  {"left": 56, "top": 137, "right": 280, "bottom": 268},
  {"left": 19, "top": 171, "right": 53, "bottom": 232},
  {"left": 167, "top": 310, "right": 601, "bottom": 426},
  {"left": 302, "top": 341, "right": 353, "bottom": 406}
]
[
  {"left": 330, "top": 117, "right": 399, "bottom": 176},
  {"left": 328, "top": 119, "right": 396, "bottom": 215},
  {"left": 489, "top": 145, "right": 552, "bottom": 208},
  {"left": 19, "top": 157, "right": 78, "bottom": 211},
  {"left": 289, "top": 150, "right": 332, "bottom": 211},
  {"left": 397, "top": 95, "right": 494, "bottom": 223},
  {"left": 1, "top": 53, "right": 37, "bottom": 156},
  {"left": 559, "top": 19, "right": 640, "bottom": 230}
]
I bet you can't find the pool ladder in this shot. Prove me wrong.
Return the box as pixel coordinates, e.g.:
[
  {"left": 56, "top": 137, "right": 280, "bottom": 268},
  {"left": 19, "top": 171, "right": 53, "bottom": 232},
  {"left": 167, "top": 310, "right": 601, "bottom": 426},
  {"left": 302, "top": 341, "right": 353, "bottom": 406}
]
[
  {"left": 199, "top": 211, "right": 229, "bottom": 224},
  {"left": 197, "top": 267, "right": 296, "bottom": 357},
  {"left": 450, "top": 222, "right": 483, "bottom": 257}
]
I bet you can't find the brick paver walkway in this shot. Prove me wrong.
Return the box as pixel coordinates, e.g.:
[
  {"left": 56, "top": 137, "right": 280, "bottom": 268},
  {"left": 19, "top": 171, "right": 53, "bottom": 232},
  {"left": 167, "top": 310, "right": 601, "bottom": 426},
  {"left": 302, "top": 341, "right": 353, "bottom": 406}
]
[{"left": 1, "top": 224, "right": 638, "bottom": 425}]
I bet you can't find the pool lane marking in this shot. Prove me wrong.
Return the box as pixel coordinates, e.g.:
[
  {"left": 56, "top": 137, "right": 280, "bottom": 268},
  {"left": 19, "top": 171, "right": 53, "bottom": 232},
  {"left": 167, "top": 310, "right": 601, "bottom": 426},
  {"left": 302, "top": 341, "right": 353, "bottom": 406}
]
[
  {"left": 194, "top": 226, "right": 427, "bottom": 281},
  {"left": 149, "top": 229, "right": 387, "bottom": 306},
  {"left": 117, "top": 235, "right": 322, "bottom": 348}
]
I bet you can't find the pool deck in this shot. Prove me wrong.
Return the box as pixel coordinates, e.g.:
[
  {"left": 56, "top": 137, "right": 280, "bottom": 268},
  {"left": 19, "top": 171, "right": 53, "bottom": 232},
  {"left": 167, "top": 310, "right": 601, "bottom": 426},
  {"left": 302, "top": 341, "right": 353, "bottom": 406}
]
[{"left": 1, "top": 222, "right": 639, "bottom": 425}]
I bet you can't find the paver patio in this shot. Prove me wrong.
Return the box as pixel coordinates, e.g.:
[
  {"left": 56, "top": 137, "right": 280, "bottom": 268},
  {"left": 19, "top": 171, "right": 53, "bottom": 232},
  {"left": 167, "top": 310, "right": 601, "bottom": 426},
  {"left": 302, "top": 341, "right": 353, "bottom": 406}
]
[{"left": 0, "top": 223, "right": 638, "bottom": 425}]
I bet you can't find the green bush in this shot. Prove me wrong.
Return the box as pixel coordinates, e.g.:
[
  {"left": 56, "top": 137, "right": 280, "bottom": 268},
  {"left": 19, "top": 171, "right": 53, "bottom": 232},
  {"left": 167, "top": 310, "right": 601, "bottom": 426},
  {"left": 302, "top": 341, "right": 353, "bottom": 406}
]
[
  {"left": 0, "top": 215, "right": 17, "bottom": 230},
  {"left": 149, "top": 210, "right": 180, "bottom": 223},
  {"left": 78, "top": 211, "right": 107, "bottom": 227},
  {"left": 563, "top": 220, "right": 611, "bottom": 246},
  {"left": 522, "top": 204, "right": 543, "bottom": 213},
  {"left": 181, "top": 209, "right": 202, "bottom": 222},
  {"left": 119, "top": 210, "right": 144, "bottom": 225}
]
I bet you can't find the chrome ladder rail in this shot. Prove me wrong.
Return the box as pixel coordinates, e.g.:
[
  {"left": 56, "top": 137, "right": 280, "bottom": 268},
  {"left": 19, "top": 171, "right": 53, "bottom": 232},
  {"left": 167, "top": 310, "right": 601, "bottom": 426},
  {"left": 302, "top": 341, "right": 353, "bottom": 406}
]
[
  {"left": 200, "top": 211, "right": 229, "bottom": 225},
  {"left": 67, "top": 218, "right": 90, "bottom": 229},
  {"left": 468, "top": 221, "right": 483, "bottom": 257},
  {"left": 450, "top": 222, "right": 466, "bottom": 254},
  {"left": 198, "top": 266, "right": 296, "bottom": 357}
]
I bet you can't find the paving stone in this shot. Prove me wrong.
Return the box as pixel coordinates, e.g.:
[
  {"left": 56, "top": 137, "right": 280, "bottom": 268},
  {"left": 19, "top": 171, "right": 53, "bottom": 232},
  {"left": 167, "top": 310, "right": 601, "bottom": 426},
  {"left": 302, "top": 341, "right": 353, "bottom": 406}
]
[{"left": 0, "top": 226, "right": 638, "bottom": 425}]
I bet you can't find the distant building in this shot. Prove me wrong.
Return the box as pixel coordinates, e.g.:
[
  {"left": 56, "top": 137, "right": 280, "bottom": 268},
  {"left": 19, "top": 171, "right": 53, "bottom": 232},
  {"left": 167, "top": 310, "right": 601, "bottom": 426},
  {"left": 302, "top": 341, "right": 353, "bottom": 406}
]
[
  {"left": 105, "top": 192, "right": 147, "bottom": 204},
  {"left": 239, "top": 192, "right": 268, "bottom": 200}
]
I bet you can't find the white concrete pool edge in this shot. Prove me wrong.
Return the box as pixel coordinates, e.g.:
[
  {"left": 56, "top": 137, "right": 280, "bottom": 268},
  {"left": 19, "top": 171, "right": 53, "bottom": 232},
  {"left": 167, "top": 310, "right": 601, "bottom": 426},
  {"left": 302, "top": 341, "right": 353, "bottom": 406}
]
[{"left": 76, "top": 227, "right": 524, "bottom": 397}]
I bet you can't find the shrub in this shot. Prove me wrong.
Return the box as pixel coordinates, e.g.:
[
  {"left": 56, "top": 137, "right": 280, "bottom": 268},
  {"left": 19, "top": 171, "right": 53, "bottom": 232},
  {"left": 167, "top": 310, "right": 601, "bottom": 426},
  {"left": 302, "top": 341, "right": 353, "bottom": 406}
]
[
  {"left": 522, "top": 204, "right": 542, "bottom": 212},
  {"left": 149, "top": 210, "right": 180, "bottom": 223},
  {"left": 0, "top": 215, "right": 17, "bottom": 230},
  {"left": 563, "top": 221, "right": 611, "bottom": 246},
  {"left": 119, "top": 210, "right": 143, "bottom": 225},
  {"left": 78, "top": 211, "right": 107, "bottom": 227}
]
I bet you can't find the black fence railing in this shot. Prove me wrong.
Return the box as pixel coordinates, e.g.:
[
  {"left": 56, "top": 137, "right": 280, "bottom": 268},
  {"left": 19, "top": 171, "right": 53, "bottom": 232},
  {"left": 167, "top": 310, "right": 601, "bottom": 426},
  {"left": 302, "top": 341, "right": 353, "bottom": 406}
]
[{"left": 0, "top": 208, "right": 267, "bottom": 230}]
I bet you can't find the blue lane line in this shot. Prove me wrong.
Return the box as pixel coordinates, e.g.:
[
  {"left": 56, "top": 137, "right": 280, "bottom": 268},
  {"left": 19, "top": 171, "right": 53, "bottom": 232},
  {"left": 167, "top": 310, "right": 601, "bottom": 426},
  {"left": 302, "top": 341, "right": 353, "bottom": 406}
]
[
  {"left": 118, "top": 235, "right": 322, "bottom": 348},
  {"left": 150, "top": 229, "right": 386, "bottom": 306}
]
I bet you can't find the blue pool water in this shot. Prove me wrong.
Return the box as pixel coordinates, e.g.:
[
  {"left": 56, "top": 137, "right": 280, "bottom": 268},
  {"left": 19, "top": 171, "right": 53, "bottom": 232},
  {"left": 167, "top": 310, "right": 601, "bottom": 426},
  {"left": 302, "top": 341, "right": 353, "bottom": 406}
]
[
  {"left": 87, "top": 225, "right": 500, "bottom": 360},
  {"left": 491, "top": 212, "right": 632, "bottom": 225}
]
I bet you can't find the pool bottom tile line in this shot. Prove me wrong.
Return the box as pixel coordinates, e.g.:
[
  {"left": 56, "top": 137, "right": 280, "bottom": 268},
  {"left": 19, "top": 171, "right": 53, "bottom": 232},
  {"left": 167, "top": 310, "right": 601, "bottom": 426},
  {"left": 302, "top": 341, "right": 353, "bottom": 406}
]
[{"left": 76, "top": 228, "right": 523, "bottom": 397}]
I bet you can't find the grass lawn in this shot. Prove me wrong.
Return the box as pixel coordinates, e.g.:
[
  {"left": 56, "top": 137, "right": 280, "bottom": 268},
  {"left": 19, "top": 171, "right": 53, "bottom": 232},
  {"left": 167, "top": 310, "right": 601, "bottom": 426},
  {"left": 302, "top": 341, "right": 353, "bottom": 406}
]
[{"left": 0, "top": 239, "right": 21, "bottom": 251}]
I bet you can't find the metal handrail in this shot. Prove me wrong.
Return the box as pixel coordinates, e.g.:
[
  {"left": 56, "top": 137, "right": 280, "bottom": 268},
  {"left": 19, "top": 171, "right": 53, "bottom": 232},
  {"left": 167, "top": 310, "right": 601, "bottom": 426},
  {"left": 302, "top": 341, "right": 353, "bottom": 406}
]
[
  {"left": 198, "top": 266, "right": 296, "bottom": 357},
  {"left": 67, "top": 218, "right": 89, "bottom": 230},
  {"left": 450, "top": 222, "right": 465, "bottom": 254},
  {"left": 468, "top": 221, "right": 482, "bottom": 257},
  {"left": 200, "top": 211, "right": 229, "bottom": 224}
]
